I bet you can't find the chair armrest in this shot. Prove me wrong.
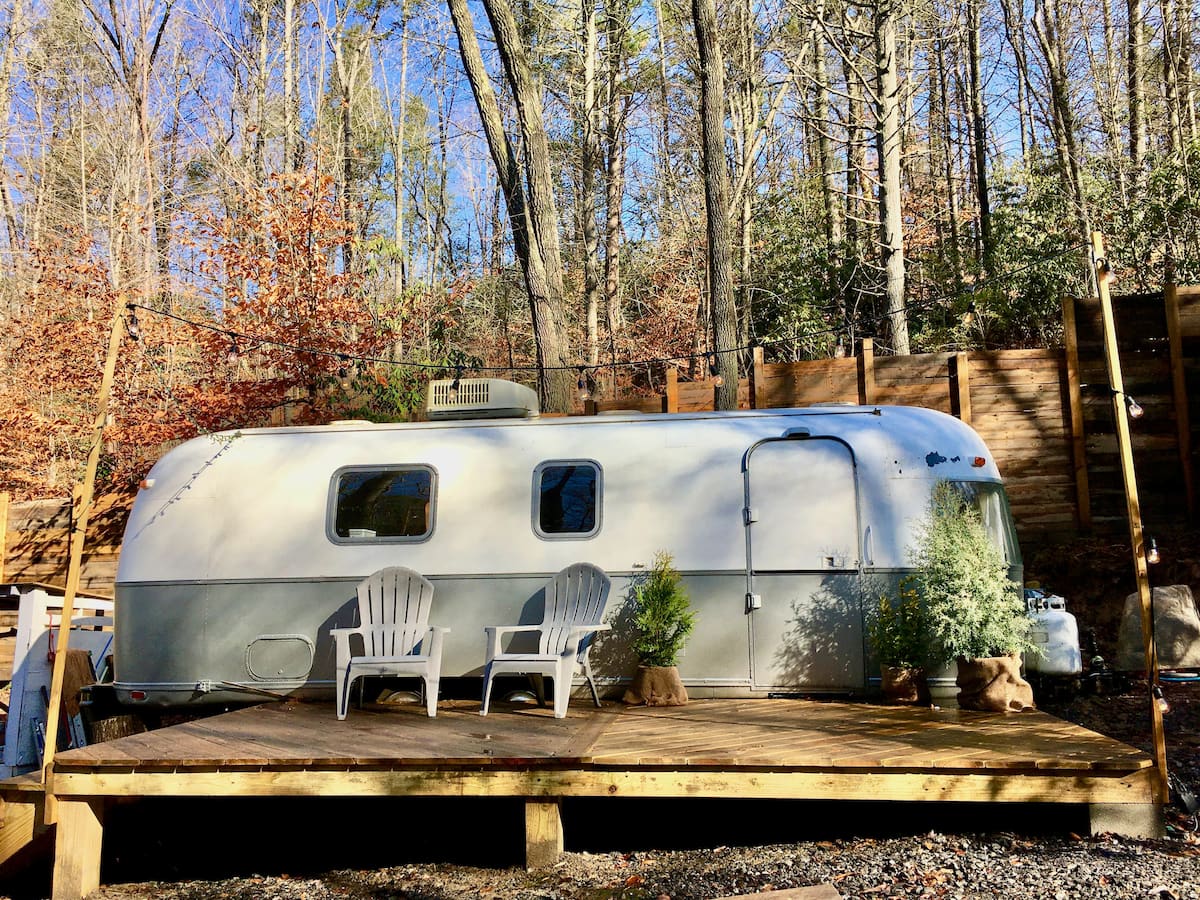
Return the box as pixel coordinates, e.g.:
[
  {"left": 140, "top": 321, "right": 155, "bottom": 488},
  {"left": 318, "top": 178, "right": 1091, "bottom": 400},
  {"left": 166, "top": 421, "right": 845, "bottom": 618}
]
[
  {"left": 330, "top": 626, "right": 366, "bottom": 672},
  {"left": 424, "top": 626, "right": 449, "bottom": 659},
  {"left": 484, "top": 623, "right": 541, "bottom": 659}
]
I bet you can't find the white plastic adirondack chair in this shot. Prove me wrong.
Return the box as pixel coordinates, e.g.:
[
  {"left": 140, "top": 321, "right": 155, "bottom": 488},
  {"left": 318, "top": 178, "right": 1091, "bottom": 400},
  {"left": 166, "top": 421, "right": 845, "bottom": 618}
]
[
  {"left": 480, "top": 562, "right": 612, "bottom": 718},
  {"left": 331, "top": 567, "right": 448, "bottom": 719}
]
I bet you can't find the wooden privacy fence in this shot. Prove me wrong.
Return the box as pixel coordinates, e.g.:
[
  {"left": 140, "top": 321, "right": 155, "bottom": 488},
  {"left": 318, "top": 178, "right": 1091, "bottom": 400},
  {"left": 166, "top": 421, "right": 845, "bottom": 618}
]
[
  {"left": 3, "top": 286, "right": 1199, "bottom": 597},
  {"left": 589, "top": 286, "right": 1200, "bottom": 545}
]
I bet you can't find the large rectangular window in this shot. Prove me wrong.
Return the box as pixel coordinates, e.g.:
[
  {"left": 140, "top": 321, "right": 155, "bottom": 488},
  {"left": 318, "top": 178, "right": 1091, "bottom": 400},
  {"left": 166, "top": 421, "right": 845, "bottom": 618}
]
[
  {"left": 534, "top": 461, "right": 601, "bottom": 538},
  {"left": 330, "top": 466, "right": 435, "bottom": 542}
]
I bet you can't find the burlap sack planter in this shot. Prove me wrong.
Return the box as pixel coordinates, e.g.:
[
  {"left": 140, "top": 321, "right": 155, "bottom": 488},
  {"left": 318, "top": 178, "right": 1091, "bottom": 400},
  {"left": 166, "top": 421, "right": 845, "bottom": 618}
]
[
  {"left": 622, "top": 665, "right": 688, "bottom": 706},
  {"left": 880, "top": 665, "right": 930, "bottom": 704},
  {"left": 955, "top": 654, "right": 1035, "bottom": 712}
]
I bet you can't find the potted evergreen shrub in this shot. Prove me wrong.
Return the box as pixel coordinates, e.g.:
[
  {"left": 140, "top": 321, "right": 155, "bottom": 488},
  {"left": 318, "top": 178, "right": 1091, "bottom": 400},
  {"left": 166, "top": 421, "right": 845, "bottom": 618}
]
[
  {"left": 622, "top": 551, "right": 696, "bottom": 707},
  {"left": 912, "top": 481, "right": 1035, "bottom": 712},
  {"left": 867, "top": 584, "right": 932, "bottom": 704}
]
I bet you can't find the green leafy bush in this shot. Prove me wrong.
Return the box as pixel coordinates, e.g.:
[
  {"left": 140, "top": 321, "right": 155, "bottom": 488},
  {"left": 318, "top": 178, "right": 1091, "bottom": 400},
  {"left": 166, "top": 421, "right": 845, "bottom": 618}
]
[
  {"left": 631, "top": 552, "right": 696, "bottom": 668},
  {"left": 867, "top": 583, "right": 932, "bottom": 669},
  {"left": 913, "top": 481, "right": 1032, "bottom": 663}
]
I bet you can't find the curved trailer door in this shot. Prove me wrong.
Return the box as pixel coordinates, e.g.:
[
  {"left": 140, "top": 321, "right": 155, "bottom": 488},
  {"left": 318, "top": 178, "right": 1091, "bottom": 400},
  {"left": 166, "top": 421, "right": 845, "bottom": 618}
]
[{"left": 744, "top": 437, "right": 864, "bottom": 690}]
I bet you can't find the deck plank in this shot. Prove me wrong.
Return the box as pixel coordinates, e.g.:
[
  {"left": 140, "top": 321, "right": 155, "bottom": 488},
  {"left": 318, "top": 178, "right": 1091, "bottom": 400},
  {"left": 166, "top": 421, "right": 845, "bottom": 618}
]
[{"left": 50, "top": 699, "right": 1151, "bottom": 779}]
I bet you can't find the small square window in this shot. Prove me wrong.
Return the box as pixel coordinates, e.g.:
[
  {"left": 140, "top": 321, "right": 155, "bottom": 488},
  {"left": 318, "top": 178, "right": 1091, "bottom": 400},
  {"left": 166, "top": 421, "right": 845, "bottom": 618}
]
[
  {"left": 534, "top": 461, "right": 601, "bottom": 538},
  {"left": 330, "top": 466, "right": 435, "bottom": 542}
]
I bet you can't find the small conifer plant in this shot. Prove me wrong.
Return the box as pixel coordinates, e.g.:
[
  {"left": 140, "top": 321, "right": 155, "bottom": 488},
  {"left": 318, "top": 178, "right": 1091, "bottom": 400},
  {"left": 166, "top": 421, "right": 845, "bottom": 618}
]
[
  {"left": 914, "top": 481, "right": 1032, "bottom": 663},
  {"left": 631, "top": 552, "right": 696, "bottom": 667}
]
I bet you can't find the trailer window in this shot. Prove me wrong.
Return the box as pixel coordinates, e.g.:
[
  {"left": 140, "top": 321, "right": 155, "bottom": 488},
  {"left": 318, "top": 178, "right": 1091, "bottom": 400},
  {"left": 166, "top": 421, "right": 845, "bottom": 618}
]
[
  {"left": 534, "top": 461, "right": 601, "bottom": 538},
  {"left": 330, "top": 466, "right": 435, "bottom": 542},
  {"left": 947, "top": 481, "right": 1022, "bottom": 567}
]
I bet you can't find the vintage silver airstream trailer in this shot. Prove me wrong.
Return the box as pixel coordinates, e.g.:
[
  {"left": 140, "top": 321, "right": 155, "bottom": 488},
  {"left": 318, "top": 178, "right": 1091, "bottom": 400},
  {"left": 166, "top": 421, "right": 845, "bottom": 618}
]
[{"left": 111, "top": 379, "right": 1022, "bottom": 707}]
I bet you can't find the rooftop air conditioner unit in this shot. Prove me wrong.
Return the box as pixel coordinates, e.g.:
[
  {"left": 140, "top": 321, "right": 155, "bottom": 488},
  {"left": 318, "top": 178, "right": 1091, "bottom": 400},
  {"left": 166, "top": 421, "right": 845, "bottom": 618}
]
[{"left": 426, "top": 377, "right": 540, "bottom": 420}]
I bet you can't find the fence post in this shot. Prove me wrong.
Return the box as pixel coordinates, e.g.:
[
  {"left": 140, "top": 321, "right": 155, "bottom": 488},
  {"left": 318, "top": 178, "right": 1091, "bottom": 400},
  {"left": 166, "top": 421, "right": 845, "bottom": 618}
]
[
  {"left": 951, "top": 352, "right": 972, "bottom": 424},
  {"left": 0, "top": 491, "right": 8, "bottom": 584},
  {"left": 1164, "top": 280, "right": 1195, "bottom": 520},
  {"left": 857, "top": 338, "right": 876, "bottom": 404},
  {"left": 1061, "top": 294, "right": 1092, "bottom": 531},
  {"left": 751, "top": 346, "right": 766, "bottom": 409},
  {"left": 663, "top": 367, "right": 679, "bottom": 414}
]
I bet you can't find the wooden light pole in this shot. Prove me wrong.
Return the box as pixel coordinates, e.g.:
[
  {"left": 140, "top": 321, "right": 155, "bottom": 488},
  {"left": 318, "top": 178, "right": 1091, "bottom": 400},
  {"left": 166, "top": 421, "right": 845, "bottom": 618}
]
[
  {"left": 1092, "top": 231, "right": 1169, "bottom": 804},
  {"left": 40, "top": 294, "right": 128, "bottom": 814}
]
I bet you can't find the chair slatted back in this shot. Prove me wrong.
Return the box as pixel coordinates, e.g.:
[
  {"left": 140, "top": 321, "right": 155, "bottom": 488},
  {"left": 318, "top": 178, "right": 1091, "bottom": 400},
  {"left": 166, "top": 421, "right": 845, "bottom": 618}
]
[
  {"left": 539, "top": 562, "right": 612, "bottom": 656},
  {"left": 356, "top": 566, "right": 435, "bottom": 657}
]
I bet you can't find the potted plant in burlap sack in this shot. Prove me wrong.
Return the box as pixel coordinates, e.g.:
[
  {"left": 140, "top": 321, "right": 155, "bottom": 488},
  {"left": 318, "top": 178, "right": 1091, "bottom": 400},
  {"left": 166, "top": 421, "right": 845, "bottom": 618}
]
[
  {"left": 914, "top": 482, "right": 1036, "bottom": 712},
  {"left": 868, "top": 583, "right": 933, "bottom": 704},
  {"left": 623, "top": 552, "right": 696, "bottom": 707}
]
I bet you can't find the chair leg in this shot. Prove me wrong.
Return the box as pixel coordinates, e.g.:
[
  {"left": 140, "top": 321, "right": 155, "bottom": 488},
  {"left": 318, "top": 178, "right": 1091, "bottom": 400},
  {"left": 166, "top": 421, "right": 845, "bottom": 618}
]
[
  {"left": 530, "top": 674, "right": 546, "bottom": 708},
  {"left": 553, "top": 660, "right": 571, "bottom": 719},
  {"left": 424, "top": 677, "right": 439, "bottom": 717},
  {"left": 336, "top": 666, "right": 353, "bottom": 720},
  {"left": 481, "top": 662, "right": 495, "bottom": 716},
  {"left": 582, "top": 658, "right": 602, "bottom": 707}
]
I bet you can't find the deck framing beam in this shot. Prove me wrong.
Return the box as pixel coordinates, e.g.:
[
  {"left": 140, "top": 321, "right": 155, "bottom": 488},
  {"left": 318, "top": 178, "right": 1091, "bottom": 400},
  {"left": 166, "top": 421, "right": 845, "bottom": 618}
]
[{"left": 49, "top": 764, "right": 1156, "bottom": 805}]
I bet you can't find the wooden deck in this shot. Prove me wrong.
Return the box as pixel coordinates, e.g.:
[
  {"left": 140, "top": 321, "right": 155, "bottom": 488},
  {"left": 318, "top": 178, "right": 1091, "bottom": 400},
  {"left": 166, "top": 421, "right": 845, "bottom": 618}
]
[{"left": 27, "top": 697, "right": 1159, "bottom": 899}]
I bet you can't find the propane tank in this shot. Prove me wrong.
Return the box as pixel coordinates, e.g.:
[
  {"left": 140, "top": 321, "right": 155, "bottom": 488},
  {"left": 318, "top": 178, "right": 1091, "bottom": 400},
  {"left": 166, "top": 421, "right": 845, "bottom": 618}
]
[{"left": 1025, "top": 589, "right": 1083, "bottom": 675}]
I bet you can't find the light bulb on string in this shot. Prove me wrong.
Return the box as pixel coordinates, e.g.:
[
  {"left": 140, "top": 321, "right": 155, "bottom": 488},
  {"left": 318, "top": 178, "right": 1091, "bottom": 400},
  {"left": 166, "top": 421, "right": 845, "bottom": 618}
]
[
  {"left": 226, "top": 336, "right": 240, "bottom": 365},
  {"left": 708, "top": 352, "right": 724, "bottom": 387},
  {"left": 834, "top": 337, "right": 846, "bottom": 359},
  {"left": 1153, "top": 683, "right": 1169, "bottom": 715},
  {"left": 962, "top": 301, "right": 977, "bottom": 328},
  {"left": 577, "top": 367, "right": 591, "bottom": 403},
  {"left": 125, "top": 308, "right": 141, "bottom": 342},
  {"left": 1097, "top": 257, "right": 1117, "bottom": 287},
  {"left": 448, "top": 365, "right": 463, "bottom": 402},
  {"left": 1146, "top": 537, "right": 1161, "bottom": 565},
  {"left": 1126, "top": 394, "right": 1144, "bottom": 419}
]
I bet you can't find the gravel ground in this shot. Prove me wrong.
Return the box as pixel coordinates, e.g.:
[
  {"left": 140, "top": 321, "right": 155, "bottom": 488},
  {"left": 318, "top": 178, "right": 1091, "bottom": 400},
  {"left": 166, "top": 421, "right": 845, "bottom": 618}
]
[{"left": 2, "top": 682, "right": 1192, "bottom": 900}]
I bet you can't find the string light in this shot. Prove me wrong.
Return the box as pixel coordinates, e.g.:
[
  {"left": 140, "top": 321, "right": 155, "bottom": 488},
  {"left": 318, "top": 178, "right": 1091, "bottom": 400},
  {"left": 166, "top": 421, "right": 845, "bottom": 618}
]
[
  {"left": 125, "top": 307, "right": 141, "bottom": 341},
  {"left": 577, "top": 367, "right": 592, "bottom": 402},
  {"left": 121, "top": 243, "right": 1090, "bottom": 383},
  {"left": 1146, "top": 537, "right": 1160, "bottom": 565},
  {"left": 226, "top": 337, "right": 240, "bottom": 365},
  {"left": 1153, "top": 683, "right": 1170, "bottom": 715},
  {"left": 834, "top": 337, "right": 846, "bottom": 358},
  {"left": 1096, "top": 257, "right": 1117, "bottom": 286},
  {"left": 1126, "top": 394, "right": 1144, "bottom": 419},
  {"left": 962, "top": 301, "right": 977, "bottom": 327},
  {"left": 448, "top": 365, "right": 463, "bottom": 402},
  {"left": 708, "top": 352, "right": 724, "bottom": 387}
]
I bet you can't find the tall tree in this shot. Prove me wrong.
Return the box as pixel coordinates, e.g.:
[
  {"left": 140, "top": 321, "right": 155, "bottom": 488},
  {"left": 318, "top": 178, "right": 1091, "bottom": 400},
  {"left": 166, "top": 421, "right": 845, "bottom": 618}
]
[
  {"left": 447, "top": 0, "right": 574, "bottom": 412},
  {"left": 692, "top": 0, "right": 737, "bottom": 407},
  {"left": 875, "top": 0, "right": 909, "bottom": 354}
]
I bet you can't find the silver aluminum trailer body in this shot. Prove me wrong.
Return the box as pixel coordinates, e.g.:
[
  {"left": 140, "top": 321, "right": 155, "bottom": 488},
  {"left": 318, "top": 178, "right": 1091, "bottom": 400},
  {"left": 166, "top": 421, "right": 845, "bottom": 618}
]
[{"left": 112, "top": 405, "right": 1020, "bottom": 706}]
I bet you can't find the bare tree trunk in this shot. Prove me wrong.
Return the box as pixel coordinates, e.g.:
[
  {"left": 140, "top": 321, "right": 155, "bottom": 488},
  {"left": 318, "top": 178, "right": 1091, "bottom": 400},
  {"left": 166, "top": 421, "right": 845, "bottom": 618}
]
[
  {"left": 449, "top": 0, "right": 574, "bottom": 412},
  {"left": 284, "top": 0, "right": 297, "bottom": 170},
  {"left": 997, "top": 0, "right": 1035, "bottom": 157},
  {"left": 933, "top": 31, "right": 962, "bottom": 285},
  {"left": 1127, "top": 0, "right": 1147, "bottom": 165},
  {"left": 966, "top": 0, "right": 993, "bottom": 274},
  {"left": 653, "top": 0, "right": 673, "bottom": 225},
  {"left": 843, "top": 41, "right": 867, "bottom": 256},
  {"left": 0, "top": 0, "right": 24, "bottom": 264},
  {"left": 812, "top": 23, "right": 843, "bottom": 250},
  {"left": 875, "top": 0, "right": 909, "bottom": 354},
  {"left": 692, "top": 0, "right": 738, "bottom": 408},
  {"left": 603, "top": 3, "right": 630, "bottom": 377},
  {"left": 581, "top": 0, "right": 601, "bottom": 366},
  {"left": 253, "top": 0, "right": 268, "bottom": 186},
  {"left": 1163, "top": 0, "right": 1183, "bottom": 156}
]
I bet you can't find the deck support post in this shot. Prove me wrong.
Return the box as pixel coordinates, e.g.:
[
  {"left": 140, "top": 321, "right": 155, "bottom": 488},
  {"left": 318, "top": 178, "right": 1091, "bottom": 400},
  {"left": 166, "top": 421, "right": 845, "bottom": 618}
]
[
  {"left": 52, "top": 797, "right": 104, "bottom": 900},
  {"left": 1088, "top": 802, "right": 1164, "bottom": 839},
  {"left": 524, "top": 798, "right": 563, "bottom": 869}
]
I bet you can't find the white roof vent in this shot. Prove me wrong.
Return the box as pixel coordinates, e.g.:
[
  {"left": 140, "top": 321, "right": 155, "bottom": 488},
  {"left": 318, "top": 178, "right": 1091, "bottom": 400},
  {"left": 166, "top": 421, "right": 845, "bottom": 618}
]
[{"left": 426, "top": 377, "right": 540, "bottom": 420}]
